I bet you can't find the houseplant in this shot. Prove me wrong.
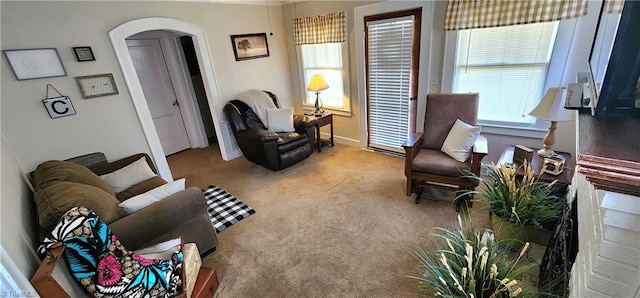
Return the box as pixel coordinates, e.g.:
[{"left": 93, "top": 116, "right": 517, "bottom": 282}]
[
  {"left": 462, "top": 160, "right": 563, "bottom": 246},
  {"left": 410, "top": 215, "right": 536, "bottom": 297}
]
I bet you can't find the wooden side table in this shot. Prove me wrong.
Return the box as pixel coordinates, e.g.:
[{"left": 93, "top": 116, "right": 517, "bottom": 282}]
[
  {"left": 310, "top": 113, "right": 334, "bottom": 153},
  {"left": 497, "top": 145, "right": 573, "bottom": 185}
]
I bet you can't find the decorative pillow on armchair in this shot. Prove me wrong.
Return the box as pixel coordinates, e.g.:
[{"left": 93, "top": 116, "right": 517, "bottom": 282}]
[
  {"left": 267, "top": 108, "right": 295, "bottom": 132},
  {"left": 441, "top": 119, "right": 481, "bottom": 162}
]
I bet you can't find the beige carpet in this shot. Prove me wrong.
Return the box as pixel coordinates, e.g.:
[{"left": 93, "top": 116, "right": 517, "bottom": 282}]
[{"left": 167, "top": 144, "right": 490, "bottom": 297}]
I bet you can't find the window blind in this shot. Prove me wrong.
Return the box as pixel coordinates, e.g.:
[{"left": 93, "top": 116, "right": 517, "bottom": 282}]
[
  {"left": 367, "top": 16, "right": 414, "bottom": 152},
  {"left": 301, "top": 43, "right": 345, "bottom": 110},
  {"left": 454, "top": 22, "right": 557, "bottom": 125}
]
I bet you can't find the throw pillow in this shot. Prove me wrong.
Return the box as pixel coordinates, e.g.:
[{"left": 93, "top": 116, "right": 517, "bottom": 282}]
[
  {"left": 100, "top": 157, "right": 157, "bottom": 193},
  {"left": 441, "top": 119, "right": 481, "bottom": 162},
  {"left": 267, "top": 108, "right": 295, "bottom": 132},
  {"left": 119, "top": 178, "right": 186, "bottom": 214}
]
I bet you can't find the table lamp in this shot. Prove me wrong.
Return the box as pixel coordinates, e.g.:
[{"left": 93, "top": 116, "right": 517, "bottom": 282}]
[
  {"left": 306, "top": 74, "right": 329, "bottom": 115},
  {"left": 528, "top": 87, "right": 576, "bottom": 156}
]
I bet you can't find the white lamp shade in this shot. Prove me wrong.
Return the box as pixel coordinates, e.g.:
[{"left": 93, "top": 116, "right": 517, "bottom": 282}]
[
  {"left": 306, "top": 74, "right": 329, "bottom": 92},
  {"left": 529, "top": 87, "right": 576, "bottom": 122}
]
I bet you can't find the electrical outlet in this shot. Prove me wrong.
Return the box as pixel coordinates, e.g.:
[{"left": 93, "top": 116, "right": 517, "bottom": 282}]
[{"left": 429, "top": 75, "right": 438, "bottom": 85}]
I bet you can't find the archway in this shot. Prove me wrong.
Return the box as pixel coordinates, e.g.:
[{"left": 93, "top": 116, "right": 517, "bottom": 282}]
[{"left": 109, "top": 17, "right": 233, "bottom": 180}]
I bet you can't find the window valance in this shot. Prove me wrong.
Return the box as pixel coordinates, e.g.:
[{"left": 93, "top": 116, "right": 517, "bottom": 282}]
[
  {"left": 605, "top": 0, "right": 625, "bottom": 14},
  {"left": 444, "top": 0, "right": 588, "bottom": 31},
  {"left": 294, "top": 12, "right": 346, "bottom": 45}
]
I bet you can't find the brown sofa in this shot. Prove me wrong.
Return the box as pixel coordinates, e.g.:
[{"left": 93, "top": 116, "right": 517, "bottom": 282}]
[{"left": 30, "top": 152, "right": 218, "bottom": 256}]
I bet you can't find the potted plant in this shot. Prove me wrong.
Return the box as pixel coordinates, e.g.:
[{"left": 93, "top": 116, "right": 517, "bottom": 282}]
[
  {"left": 462, "top": 160, "right": 563, "bottom": 247},
  {"left": 410, "top": 215, "right": 536, "bottom": 297}
]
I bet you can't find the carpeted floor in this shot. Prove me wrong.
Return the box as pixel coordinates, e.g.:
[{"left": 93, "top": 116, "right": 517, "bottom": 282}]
[{"left": 167, "top": 143, "right": 490, "bottom": 297}]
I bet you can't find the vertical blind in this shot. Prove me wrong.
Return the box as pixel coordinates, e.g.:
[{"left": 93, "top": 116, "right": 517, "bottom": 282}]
[
  {"left": 454, "top": 22, "right": 557, "bottom": 124},
  {"left": 367, "top": 16, "right": 414, "bottom": 152}
]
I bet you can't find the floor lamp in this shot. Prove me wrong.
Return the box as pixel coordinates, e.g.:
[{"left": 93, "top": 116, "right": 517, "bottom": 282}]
[
  {"left": 529, "top": 87, "right": 576, "bottom": 156},
  {"left": 306, "top": 74, "right": 329, "bottom": 116}
]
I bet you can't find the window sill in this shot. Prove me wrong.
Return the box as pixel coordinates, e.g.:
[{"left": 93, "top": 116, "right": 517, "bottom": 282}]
[{"left": 478, "top": 122, "right": 547, "bottom": 138}]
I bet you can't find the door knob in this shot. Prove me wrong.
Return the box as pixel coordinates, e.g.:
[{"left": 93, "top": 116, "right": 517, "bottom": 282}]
[{"left": 172, "top": 100, "right": 179, "bottom": 106}]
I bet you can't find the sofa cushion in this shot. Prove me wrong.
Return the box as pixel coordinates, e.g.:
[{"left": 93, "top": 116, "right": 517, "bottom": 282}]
[
  {"left": 115, "top": 176, "right": 168, "bottom": 202},
  {"left": 100, "top": 157, "right": 157, "bottom": 193},
  {"left": 34, "top": 181, "right": 125, "bottom": 232},
  {"left": 119, "top": 179, "right": 186, "bottom": 214},
  {"left": 34, "top": 160, "right": 115, "bottom": 196}
]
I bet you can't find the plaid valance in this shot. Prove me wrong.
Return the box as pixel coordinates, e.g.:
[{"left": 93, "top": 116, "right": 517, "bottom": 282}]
[
  {"left": 444, "top": 0, "right": 589, "bottom": 31},
  {"left": 604, "top": 0, "right": 625, "bottom": 14},
  {"left": 294, "top": 12, "right": 346, "bottom": 45}
]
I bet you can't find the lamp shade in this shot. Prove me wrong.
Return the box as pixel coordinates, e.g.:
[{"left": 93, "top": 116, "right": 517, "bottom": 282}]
[
  {"left": 528, "top": 87, "right": 575, "bottom": 122},
  {"left": 306, "top": 74, "right": 329, "bottom": 92}
]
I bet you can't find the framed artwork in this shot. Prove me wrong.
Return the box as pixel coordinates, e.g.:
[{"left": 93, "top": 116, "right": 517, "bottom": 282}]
[
  {"left": 73, "top": 46, "right": 95, "bottom": 62},
  {"left": 3, "top": 48, "right": 67, "bottom": 80},
  {"left": 230, "top": 33, "right": 270, "bottom": 61},
  {"left": 76, "top": 73, "right": 119, "bottom": 98}
]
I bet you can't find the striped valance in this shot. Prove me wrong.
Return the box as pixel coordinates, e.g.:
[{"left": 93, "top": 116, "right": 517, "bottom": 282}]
[
  {"left": 444, "top": 0, "right": 588, "bottom": 31},
  {"left": 604, "top": 0, "right": 625, "bottom": 14},
  {"left": 294, "top": 12, "right": 346, "bottom": 45}
]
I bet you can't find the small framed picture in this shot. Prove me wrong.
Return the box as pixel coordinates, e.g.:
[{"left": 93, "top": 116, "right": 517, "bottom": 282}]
[
  {"left": 73, "top": 46, "right": 95, "bottom": 62},
  {"left": 230, "top": 33, "right": 270, "bottom": 61},
  {"left": 76, "top": 73, "right": 119, "bottom": 98},
  {"left": 3, "top": 48, "right": 67, "bottom": 80}
]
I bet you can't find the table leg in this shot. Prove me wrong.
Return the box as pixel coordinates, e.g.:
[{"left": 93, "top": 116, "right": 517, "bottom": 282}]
[{"left": 316, "top": 124, "right": 321, "bottom": 153}]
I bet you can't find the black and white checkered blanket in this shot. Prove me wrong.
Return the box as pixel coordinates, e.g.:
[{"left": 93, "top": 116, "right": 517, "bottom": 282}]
[{"left": 202, "top": 185, "right": 255, "bottom": 233}]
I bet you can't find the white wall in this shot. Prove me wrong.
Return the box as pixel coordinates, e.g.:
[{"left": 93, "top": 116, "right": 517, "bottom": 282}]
[
  {"left": 1, "top": 0, "right": 291, "bottom": 282},
  {"left": 1, "top": 135, "right": 40, "bottom": 278},
  {"left": 1, "top": 1, "right": 291, "bottom": 172}
]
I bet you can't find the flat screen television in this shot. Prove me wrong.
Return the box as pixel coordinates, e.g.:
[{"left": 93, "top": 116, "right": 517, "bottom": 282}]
[{"left": 588, "top": 1, "right": 640, "bottom": 119}]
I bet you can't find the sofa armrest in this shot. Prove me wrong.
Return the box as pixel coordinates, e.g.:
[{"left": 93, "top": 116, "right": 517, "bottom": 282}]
[{"left": 109, "top": 187, "right": 209, "bottom": 250}]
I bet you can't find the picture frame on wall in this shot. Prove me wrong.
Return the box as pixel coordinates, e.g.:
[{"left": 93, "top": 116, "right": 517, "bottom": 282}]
[
  {"left": 230, "top": 33, "right": 270, "bottom": 61},
  {"left": 73, "top": 46, "right": 95, "bottom": 62},
  {"left": 3, "top": 48, "right": 67, "bottom": 80},
  {"left": 76, "top": 73, "right": 119, "bottom": 98}
]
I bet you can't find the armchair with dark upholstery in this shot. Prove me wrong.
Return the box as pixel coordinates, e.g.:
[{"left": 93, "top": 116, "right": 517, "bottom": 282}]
[
  {"left": 402, "top": 93, "right": 488, "bottom": 210},
  {"left": 223, "top": 91, "right": 317, "bottom": 171}
]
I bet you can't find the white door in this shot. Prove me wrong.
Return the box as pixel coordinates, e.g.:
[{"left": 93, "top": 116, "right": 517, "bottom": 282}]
[{"left": 127, "top": 38, "right": 191, "bottom": 155}]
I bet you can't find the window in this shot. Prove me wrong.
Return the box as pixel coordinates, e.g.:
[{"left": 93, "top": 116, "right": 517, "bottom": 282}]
[
  {"left": 452, "top": 22, "right": 558, "bottom": 126},
  {"left": 299, "top": 42, "right": 350, "bottom": 113}
]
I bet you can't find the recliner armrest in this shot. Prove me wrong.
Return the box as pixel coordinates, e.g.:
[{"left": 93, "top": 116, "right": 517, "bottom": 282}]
[
  {"left": 238, "top": 128, "right": 279, "bottom": 143},
  {"left": 109, "top": 187, "right": 208, "bottom": 250},
  {"left": 293, "top": 115, "right": 317, "bottom": 132}
]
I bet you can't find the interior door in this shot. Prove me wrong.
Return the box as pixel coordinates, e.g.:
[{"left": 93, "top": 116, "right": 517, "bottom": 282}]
[
  {"left": 127, "top": 38, "right": 191, "bottom": 155},
  {"left": 365, "top": 8, "right": 421, "bottom": 153}
]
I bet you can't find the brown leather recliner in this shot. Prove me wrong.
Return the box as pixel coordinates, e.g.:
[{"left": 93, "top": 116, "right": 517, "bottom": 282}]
[{"left": 223, "top": 91, "right": 317, "bottom": 171}]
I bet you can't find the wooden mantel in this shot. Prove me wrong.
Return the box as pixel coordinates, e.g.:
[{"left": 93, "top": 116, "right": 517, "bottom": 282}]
[{"left": 576, "top": 111, "right": 640, "bottom": 195}]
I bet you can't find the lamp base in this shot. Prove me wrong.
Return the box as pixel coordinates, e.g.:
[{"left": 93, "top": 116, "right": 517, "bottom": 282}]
[{"left": 537, "top": 148, "right": 555, "bottom": 157}]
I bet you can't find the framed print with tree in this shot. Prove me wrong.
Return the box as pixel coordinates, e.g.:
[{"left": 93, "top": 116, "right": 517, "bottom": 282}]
[
  {"left": 230, "top": 33, "right": 270, "bottom": 61},
  {"left": 73, "top": 46, "right": 95, "bottom": 62},
  {"left": 3, "top": 48, "right": 67, "bottom": 80}
]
